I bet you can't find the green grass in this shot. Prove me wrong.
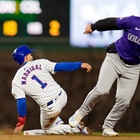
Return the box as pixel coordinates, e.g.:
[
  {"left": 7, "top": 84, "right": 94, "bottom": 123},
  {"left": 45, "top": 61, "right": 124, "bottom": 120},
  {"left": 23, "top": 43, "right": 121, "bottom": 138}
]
[
  {"left": 93, "top": 132, "right": 140, "bottom": 137},
  {"left": 119, "top": 133, "right": 140, "bottom": 136}
]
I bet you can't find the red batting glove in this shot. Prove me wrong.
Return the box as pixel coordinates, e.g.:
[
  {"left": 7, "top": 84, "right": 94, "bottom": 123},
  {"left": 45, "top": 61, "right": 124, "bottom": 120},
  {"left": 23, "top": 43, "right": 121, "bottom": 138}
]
[{"left": 16, "top": 116, "right": 26, "bottom": 127}]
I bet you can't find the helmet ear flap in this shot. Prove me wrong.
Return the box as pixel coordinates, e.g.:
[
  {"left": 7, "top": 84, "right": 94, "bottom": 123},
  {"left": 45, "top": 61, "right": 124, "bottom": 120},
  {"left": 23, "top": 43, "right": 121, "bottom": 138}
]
[
  {"left": 16, "top": 56, "right": 24, "bottom": 65},
  {"left": 12, "top": 52, "right": 24, "bottom": 65},
  {"left": 12, "top": 45, "right": 34, "bottom": 65}
]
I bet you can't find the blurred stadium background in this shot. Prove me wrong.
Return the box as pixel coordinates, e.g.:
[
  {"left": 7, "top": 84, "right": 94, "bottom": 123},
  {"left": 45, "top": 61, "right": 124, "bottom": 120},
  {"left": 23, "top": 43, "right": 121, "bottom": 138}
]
[{"left": 0, "top": 0, "right": 140, "bottom": 133}]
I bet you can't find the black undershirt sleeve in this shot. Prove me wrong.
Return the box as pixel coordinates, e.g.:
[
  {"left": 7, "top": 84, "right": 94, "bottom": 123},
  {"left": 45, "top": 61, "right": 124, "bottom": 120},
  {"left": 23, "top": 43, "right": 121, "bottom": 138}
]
[{"left": 91, "top": 18, "right": 119, "bottom": 31}]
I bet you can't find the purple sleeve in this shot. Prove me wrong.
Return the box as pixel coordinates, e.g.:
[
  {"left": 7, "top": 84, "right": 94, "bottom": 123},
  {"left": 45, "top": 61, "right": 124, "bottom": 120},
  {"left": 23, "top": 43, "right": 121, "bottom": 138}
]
[{"left": 116, "top": 16, "right": 134, "bottom": 29}]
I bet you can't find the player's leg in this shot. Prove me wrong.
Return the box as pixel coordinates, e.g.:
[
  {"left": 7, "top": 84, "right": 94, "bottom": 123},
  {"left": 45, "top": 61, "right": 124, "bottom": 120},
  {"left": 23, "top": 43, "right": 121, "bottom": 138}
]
[
  {"left": 69, "top": 53, "right": 118, "bottom": 127},
  {"left": 24, "top": 90, "right": 67, "bottom": 135},
  {"left": 40, "top": 90, "right": 67, "bottom": 134},
  {"left": 102, "top": 65, "right": 140, "bottom": 136},
  {"left": 44, "top": 124, "right": 80, "bottom": 134},
  {"left": 23, "top": 120, "right": 81, "bottom": 135},
  {"left": 40, "top": 90, "right": 90, "bottom": 134},
  {"left": 51, "top": 116, "right": 91, "bottom": 134}
]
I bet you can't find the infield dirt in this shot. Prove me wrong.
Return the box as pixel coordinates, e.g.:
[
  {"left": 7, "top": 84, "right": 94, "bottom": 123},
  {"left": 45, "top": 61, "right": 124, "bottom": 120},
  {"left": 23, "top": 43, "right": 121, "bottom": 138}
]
[{"left": 0, "top": 135, "right": 140, "bottom": 140}]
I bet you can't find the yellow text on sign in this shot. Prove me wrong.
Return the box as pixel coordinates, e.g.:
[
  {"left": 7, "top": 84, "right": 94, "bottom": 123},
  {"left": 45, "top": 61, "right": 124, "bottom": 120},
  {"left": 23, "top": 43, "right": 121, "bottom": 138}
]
[
  {"left": 3, "top": 20, "right": 18, "bottom": 36},
  {"left": 49, "top": 20, "right": 60, "bottom": 36}
]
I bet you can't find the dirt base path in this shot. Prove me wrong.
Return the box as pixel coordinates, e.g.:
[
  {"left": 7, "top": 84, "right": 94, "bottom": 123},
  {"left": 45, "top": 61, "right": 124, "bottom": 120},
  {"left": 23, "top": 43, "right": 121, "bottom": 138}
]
[{"left": 0, "top": 135, "right": 140, "bottom": 140}]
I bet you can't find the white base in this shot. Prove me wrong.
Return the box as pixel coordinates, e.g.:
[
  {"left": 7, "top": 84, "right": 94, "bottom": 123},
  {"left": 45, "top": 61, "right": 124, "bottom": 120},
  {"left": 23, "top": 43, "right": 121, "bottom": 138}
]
[{"left": 24, "top": 129, "right": 45, "bottom": 135}]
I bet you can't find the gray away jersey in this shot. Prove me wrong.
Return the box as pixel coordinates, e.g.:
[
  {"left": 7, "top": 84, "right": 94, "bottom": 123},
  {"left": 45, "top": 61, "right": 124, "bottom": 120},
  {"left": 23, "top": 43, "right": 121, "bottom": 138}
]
[{"left": 12, "top": 59, "right": 62, "bottom": 107}]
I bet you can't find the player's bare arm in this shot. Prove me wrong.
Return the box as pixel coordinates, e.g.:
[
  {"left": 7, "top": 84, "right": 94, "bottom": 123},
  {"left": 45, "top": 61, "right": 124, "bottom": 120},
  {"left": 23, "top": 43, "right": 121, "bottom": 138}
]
[{"left": 81, "top": 63, "right": 92, "bottom": 72}]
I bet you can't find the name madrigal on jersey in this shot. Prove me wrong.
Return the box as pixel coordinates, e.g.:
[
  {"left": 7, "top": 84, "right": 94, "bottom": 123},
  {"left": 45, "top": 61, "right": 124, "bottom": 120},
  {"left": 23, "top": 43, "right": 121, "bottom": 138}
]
[{"left": 21, "top": 64, "right": 42, "bottom": 84}]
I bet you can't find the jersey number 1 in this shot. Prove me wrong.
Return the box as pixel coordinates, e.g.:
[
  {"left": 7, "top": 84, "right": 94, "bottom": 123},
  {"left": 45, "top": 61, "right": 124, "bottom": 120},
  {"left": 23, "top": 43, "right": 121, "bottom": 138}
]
[{"left": 31, "top": 75, "right": 47, "bottom": 89}]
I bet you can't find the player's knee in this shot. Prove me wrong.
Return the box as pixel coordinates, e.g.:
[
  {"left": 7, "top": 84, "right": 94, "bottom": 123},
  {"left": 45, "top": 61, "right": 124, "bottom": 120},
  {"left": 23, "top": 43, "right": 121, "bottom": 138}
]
[
  {"left": 116, "top": 97, "right": 130, "bottom": 108},
  {"left": 43, "top": 112, "right": 60, "bottom": 129},
  {"left": 93, "top": 86, "right": 109, "bottom": 96}
]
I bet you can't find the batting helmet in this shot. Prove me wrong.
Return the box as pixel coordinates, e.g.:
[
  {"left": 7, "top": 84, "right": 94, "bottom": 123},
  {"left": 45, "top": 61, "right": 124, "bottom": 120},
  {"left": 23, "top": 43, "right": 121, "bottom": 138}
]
[{"left": 12, "top": 45, "right": 34, "bottom": 65}]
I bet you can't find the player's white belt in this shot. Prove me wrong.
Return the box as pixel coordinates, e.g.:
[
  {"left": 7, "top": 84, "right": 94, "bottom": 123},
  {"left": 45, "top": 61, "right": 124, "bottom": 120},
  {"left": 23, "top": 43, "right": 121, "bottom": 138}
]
[{"left": 47, "top": 91, "right": 62, "bottom": 106}]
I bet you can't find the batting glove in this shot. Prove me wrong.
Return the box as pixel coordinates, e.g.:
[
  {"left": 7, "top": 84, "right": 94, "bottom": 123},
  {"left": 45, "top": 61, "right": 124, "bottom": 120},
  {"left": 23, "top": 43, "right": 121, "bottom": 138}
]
[{"left": 16, "top": 116, "right": 26, "bottom": 127}]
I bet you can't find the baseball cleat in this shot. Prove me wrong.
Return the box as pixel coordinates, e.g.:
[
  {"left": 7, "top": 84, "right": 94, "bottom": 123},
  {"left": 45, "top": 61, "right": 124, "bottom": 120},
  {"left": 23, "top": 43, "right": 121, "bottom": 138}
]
[
  {"left": 80, "top": 127, "right": 92, "bottom": 135},
  {"left": 77, "top": 121, "right": 92, "bottom": 135},
  {"left": 69, "top": 110, "right": 83, "bottom": 127},
  {"left": 102, "top": 129, "right": 119, "bottom": 136}
]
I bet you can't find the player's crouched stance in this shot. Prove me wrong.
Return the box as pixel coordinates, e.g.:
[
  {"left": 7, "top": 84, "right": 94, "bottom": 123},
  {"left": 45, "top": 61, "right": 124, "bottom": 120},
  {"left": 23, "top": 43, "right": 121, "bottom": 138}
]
[{"left": 11, "top": 45, "right": 92, "bottom": 135}]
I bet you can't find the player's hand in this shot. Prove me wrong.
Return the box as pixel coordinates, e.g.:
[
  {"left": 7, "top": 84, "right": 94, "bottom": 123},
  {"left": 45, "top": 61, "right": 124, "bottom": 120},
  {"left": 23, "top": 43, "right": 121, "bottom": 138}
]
[
  {"left": 83, "top": 24, "right": 93, "bottom": 34},
  {"left": 13, "top": 125, "right": 24, "bottom": 134},
  {"left": 81, "top": 63, "right": 92, "bottom": 72}
]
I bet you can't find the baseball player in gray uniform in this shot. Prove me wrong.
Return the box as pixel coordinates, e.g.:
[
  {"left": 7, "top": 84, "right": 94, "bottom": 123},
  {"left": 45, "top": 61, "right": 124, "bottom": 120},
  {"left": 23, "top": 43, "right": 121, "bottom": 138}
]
[
  {"left": 69, "top": 15, "right": 140, "bottom": 136},
  {"left": 12, "top": 45, "right": 92, "bottom": 135}
]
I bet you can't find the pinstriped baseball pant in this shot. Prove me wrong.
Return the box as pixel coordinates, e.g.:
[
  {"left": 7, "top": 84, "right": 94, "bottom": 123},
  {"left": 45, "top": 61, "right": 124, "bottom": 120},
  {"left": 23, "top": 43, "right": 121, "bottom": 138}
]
[
  {"left": 40, "top": 89, "right": 80, "bottom": 134},
  {"left": 40, "top": 89, "right": 67, "bottom": 129},
  {"left": 78, "top": 53, "right": 140, "bottom": 130}
]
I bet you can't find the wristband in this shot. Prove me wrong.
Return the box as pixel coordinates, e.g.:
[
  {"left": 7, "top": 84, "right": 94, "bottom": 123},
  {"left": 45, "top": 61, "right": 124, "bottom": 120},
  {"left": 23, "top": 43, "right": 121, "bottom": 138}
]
[{"left": 16, "top": 116, "right": 26, "bottom": 127}]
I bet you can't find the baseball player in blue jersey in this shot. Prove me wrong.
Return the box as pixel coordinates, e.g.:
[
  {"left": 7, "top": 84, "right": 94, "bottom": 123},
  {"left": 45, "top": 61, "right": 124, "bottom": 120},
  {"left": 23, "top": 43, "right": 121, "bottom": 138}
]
[
  {"left": 11, "top": 45, "right": 92, "bottom": 135},
  {"left": 69, "top": 15, "right": 140, "bottom": 136}
]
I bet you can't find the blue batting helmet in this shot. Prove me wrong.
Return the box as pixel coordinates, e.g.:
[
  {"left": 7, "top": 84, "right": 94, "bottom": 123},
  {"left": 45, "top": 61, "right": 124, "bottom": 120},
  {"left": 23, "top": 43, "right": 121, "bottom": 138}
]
[{"left": 12, "top": 45, "right": 34, "bottom": 65}]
